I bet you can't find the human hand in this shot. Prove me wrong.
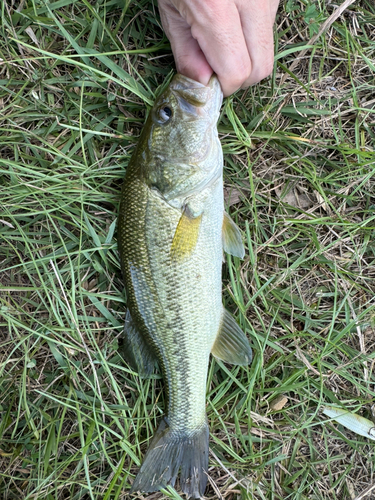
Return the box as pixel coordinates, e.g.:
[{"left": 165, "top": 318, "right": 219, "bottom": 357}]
[{"left": 157, "top": 0, "right": 279, "bottom": 96}]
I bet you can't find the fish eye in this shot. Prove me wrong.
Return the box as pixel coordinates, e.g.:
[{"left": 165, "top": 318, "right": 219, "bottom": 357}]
[{"left": 159, "top": 106, "right": 172, "bottom": 122}]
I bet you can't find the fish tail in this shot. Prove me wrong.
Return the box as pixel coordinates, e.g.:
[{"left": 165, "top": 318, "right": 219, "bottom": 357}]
[{"left": 130, "top": 417, "right": 209, "bottom": 499}]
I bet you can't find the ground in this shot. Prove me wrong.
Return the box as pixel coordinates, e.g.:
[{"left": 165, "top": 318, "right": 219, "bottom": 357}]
[{"left": 0, "top": 0, "right": 375, "bottom": 499}]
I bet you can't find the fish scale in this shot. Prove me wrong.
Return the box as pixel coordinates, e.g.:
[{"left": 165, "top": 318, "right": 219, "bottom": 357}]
[{"left": 140, "top": 178, "right": 223, "bottom": 430}]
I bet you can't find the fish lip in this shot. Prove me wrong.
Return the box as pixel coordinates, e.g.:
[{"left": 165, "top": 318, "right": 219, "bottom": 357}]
[
  {"left": 207, "top": 74, "right": 223, "bottom": 116},
  {"left": 170, "top": 74, "right": 207, "bottom": 90},
  {"left": 170, "top": 73, "right": 223, "bottom": 116},
  {"left": 207, "top": 74, "right": 222, "bottom": 95}
]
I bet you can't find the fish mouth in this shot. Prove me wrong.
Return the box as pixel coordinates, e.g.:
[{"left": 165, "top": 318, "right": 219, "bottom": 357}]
[
  {"left": 170, "top": 74, "right": 223, "bottom": 118},
  {"left": 207, "top": 75, "right": 223, "bottom": 112}
]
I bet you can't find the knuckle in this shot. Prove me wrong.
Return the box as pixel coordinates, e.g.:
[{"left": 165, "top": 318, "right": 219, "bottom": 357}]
[
  {"left": 238, "top": 64, "right": 252, "bottom": 83},
  {"left": 230, "top": 62, "right": 251, "bottom": 88},
  {"left": 247, "top": 53, "right": 274, "bottom": 85},
  {"left": 190, "top": 23, "right": 202, "bottom": 41}
]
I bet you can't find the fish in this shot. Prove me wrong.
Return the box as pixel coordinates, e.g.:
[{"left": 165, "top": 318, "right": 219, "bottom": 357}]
[{"left": 117, "top": 74, "right": 252, "bottom": 499}]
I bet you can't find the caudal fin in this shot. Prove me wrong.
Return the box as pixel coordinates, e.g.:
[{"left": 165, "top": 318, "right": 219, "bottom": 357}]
[{"left": 130, "top": 417, "right": 209, "bottom": 499}]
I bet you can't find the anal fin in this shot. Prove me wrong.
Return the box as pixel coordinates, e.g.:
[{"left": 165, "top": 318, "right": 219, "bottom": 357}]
[
  {"left": 211, "top": 308, "right": 252, "bottom": 365},
  {"left": 120, "top": 309, "right": 157, "bottom": 378}
]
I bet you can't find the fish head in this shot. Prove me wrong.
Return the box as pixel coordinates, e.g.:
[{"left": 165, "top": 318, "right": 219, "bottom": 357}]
[{"left": 138, "top": 74, "right": 223, "bottom": 203}]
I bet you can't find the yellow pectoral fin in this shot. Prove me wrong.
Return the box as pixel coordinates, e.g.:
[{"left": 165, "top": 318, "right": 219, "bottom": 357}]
[{"left": 170, "top": 209, "right": 202, "bottom": 261}]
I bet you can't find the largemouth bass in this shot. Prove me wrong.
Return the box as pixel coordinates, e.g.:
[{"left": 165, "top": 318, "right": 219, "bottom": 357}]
[{"left": 118, "top": 74, "right": 252, "bottom": 499}]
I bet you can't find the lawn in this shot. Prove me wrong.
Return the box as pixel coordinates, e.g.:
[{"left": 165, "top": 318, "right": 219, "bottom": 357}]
[{"left": 0, "top": 0, "right": 375, "bottom": 499}]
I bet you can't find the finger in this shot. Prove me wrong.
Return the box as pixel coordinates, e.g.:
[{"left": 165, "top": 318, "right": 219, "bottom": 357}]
[
  {"left": 238, "top": 0, "right": 278, "bottom": 87},
  {"left": 270, "top": 0, "right": 280, "bottom": 21},
  {"left": 186, "top": 0, "right": 252, "bottom": 96},
  {"left": 158, "top": 0, "right": 213, "bottom": 85}
]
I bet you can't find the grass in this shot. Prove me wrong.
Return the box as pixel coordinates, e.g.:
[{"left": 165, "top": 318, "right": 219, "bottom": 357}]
[{"left": 0, "top": 0, "right": 375, "bottom": 499}]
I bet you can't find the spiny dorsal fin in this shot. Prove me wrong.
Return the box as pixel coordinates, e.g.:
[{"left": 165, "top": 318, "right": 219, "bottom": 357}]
[
  {"left": 170, "top": 207, "right": 202, "bottom": 261},
  {"left": 211, "top": 308, "right": 252, "bottom": 365},
  {"left": 222, "top": 212, "right": 245, "bottom": 259}
]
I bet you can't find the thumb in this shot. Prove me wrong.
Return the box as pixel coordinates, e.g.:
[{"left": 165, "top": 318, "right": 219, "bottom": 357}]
[{"left": 158, "top": 0, "right": 213, "bottom": 85}]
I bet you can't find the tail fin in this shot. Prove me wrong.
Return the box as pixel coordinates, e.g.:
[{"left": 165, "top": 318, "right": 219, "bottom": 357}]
[{"left": 130, "top": 417, "right": 209, "bottom": 499}]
